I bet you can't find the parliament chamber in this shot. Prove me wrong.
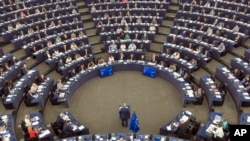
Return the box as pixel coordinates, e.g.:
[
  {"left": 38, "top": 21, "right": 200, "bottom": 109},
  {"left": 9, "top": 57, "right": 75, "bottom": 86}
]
[{"left": 0, "top": 0, "right": 250, "bottom": 140}]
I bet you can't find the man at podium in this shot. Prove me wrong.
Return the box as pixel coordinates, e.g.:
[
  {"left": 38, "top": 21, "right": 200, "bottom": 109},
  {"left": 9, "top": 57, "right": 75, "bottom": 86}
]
[{"left": 119, "top": 103, "right": 130, "bottom": 127}]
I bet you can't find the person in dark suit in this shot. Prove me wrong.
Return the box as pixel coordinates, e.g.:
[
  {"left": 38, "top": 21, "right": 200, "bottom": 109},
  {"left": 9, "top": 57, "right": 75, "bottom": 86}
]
[
  {"left": 21, "top": 63, "right": 29, "bottom": 75},
  {"left": 37, "top": 74, "right": 47, "bottom": 84},
  {"left": 119, "top": 103, "right": 130, "bottom": 127},
  {"left": 62, "top": 120, "right": 75, "bottom": 137},
  {"left": 10, "top": 56, "right": 18, "bottom": 65}
]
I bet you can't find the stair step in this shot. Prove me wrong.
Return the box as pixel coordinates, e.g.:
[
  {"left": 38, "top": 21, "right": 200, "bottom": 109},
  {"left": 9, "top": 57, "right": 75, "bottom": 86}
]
[
  {"left": 81, "top": 14, "right": 92, "bottom": 20},
  {"left": 86, "top": 28, "right": 97, "bottom": 36},
  {"left": 77, "top": 1, "right": 85, "bottom": 7},
  {"left": 155, "top": 34, "right": 166, "bottom": 42},
  {"left": 92, "top": 43, "right": 104, "bottom": 53},
  {"left": 158, "top": 27, "right": 170, "bottom": 35},
  {"left": 162, "top": 20, "right": 174, "bottom": 27},
  {"left": 79, "top": 7, "right": 89, "bottom": 13},
  {"left": 83, "top": 22, "right": 95, "bottom": 29},
  {"left": 88, "top": 36, "right": 101, "bottom": 44},
  {"left": 169, "top": 5, "right": 179, "bottom": 11},
  {"left": 150, "top": 42, "right": 163, "bottom": 52},
  {"left": 165, "top": 13, "right": 176, "bottom": 18}
]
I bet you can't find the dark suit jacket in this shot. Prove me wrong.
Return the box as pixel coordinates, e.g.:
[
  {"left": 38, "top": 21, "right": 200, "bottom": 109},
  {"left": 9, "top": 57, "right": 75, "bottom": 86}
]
[
  {"left": 119, "top": 107, "right": 130, "bottom": 120},
  {"left": 55, "top": 116, "right": 65, "bottom": 130},
  {"left": 62, "top": 123, "right": 74, "bottom": 137}
]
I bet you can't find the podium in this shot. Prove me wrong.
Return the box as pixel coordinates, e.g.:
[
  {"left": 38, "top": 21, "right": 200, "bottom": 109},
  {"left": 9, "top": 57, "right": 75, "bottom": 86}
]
[
  {"left": 143, "top": 66, "right": 156, "bottom": 78},
  {"left": 99, "top": 66, "right": 113, "bottom": 77}
]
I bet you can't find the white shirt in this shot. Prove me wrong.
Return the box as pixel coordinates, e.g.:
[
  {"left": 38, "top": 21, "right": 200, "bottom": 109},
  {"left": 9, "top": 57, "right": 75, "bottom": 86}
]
[
  {"left": 128, "top": 43, "right": 136, "bottom": 50},
  {"left": 212, "top": 127, "right": 224, "bottom": 138}
]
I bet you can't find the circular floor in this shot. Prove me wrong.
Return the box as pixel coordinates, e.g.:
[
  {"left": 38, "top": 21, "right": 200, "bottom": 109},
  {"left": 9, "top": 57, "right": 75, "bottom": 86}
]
[{"left": 43, "top": 71, "right": 209, "bottom": 135}]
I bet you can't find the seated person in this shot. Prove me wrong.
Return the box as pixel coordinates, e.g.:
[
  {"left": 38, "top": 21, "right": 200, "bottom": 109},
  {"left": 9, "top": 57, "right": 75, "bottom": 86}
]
[
  {"left": 212, "top": 123, "right": 224, "bottom": 139},
  {"left": 26, "top": 90, "right": 38, "bottom": 102},
  {"left": 109, "top": 40, "right": 117, "bottom": 51},
  {"left": 190, "top": 58, "right": 199, "bottom": 70},
  {"left": 87, "top": 60, "right": 95, "bottom": 69},
  {"left": 217, "top": 42, "right": 225, "bottom": 53},
  {"left": 171, "top": 51, "right": 180, "bottom": 59},
  {"left": 57, "top": 79, "right": 64, "bottom": 91},
  {"left": 120, "top": 43, "right": 126, "bottom": 51},
  {"left": 54, "top": 113, "right": 68, "bottom": 131},
  {"left": 37, "top": 74, "right": 47, "bottom": 84},
  {"left": 27, "top": 126, "right": 39, "bottom": 139},
  {"left": 65, "top": 56, "right": 72, "bottom": 64},
  {"left": 30, "top": 83, "right": 38, "bottom": 94},
  {"left": 169, "top": 63, "right": 177, "bottom": 71},
  {"left": 24, "top": 114, "right": 32, "bottom": 127},
  {"left": 108, "top": 55, "right": 115, "bottom": 63},
  {"left": 62, "top": 120, "right": 75, "bottom": 137},
  {"left": 221, "top": 118, "right": 229, "bottom": 132},
  {"left": 98, "top": 57, "right": 105, "bottom": 65},
  {"left": 151, "top": 53, "right": 158, "bottom": 63},
  {"left": 128, "top": 42, "right": 136, "bottom": 50}
]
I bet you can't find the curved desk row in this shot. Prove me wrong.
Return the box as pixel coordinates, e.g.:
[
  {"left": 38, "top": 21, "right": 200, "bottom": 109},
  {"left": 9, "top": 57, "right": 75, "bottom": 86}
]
[
  {"left": 0, "top": 53, "right": 13, "bottom": 67},
  {"left": 171, "top": 26, "right": 237, "bottom": 51},
  {"left": 0, "top": 60, "right": 24, "bottom": 89},
  {"left": 239, "top": 112, "right": 250, "bottom": 125},
  {"left": 215, "top": 65, "right": 250, "bottom": 110},
  {"left": 12, "top": 20, "right": 83, "bottom": 50},
  {"left": 3, "top": 69, "right": 39, "bottom": 110},
  {"left": 45, "top": 44, "right": 92, "bottom": 69},
  {"left": 57, "top": 55, "right": 95, "bottom": 76},
  {"left": 55, "top": 133, "right": 189, "bottom": 141},
  {"left": 175, "top": 11, "right": 250, "bottom": 36},
  {"left": 162, "top": 42, "right": 209, "bottom": 67},
  {"left": 96, "top": 23, "right": 160, "bottom": 35},
  {"left": 93, "top": 16, "right": 163, "bottom": 27},
  {"left": 100, "top": 30, "right": 155, "bottom": 42},
  {"left": 199, "top": 75, "right": 224, "bottom": 108},
  {"left": 159, "top": 53, "right": 195, "bottom": 74},
  {"left": 55, "top": 61, "right": 196, "bottom": 108},
  {"left": 104, "top": 40, "right": 151, "bottom": 51},
  {"left": 29, "top": 77, "right": 54, "bottom": 109},
  {"left": 230, "top": 57, "right": 250, "bottom": 75},
  {"left": 33, "top": 36, "right": 89, "bottom": 62},
  {"left": 173, "top": 18, "right": 248, "bottom": 45},
  {"left": 1, "top": 8, "right": 80, "bottom": 42},
  {"left": 90, "top": 8, "right": 167, "bottom": 19},
  {"left": 160, "top": 110, "right": 194, "bottom": 136},
  {"left": 166, "top": 34, "right": 221, "bottom": 59},
  {"left": 88, "top": 1, "right": 169, "bottom": 10},
  {"left": 28, "top": 112, "right": 53, "bottom": 140},
  {"left": 196, "top": 111, "right": 223, "bottom": 140},
  {"left": 0, "top": 113, "right": 17, "bottom": 141}
]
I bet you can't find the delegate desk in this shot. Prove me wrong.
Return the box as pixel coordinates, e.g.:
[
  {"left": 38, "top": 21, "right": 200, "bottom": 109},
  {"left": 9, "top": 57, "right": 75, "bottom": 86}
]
[
  {"left": 160, "top": 110, "right": 193, "bottom": 136},
  {"left": 90, "top": 8, "right": 166, "bottom": 19},
  {"left": 0, "top": 61, "right": 24, "bottom": 88},
  {"left": 100, "top": 30, "right": 155, "bottom": 42},
  {"left": 0, "top": 53, "right": 13, "bottom": 66},
  {"left": 215, "top": 65, "right": 250, "bottom": 110},
  {"left": 59, "top": 111, "right": 89, "bottom": 137},
  {"left": 230, "top": 57, "right": 250, "bottom": 75},
  {"left": 104, "top": 40, "right": 151, "bottom": 51},
  {"left": 108, "top": 49, "right": 146, "bottom": 60},
  {"left": 55, "top": 133, "right": 190, "bottom": 141},
  {"left": 12, "top": 21, "right": 83, "bottom": 49},
  {"left": 199, "top": 75, "right": 223, "bottom": 108},
  {"left": 30, "top": 77, "right": 54, "bottom": 110},
  {"left": 244, "top": 49, "right": 250, "bottom": 60},
  {"left": 173, "top": 18, "right": 248, "bottom": 45},
  {"left": 171, "top": 26, "right": 237, "bottom": 52},
  {"left": 166, "top": 34, "right": 221, "bottom": 59},
  {"left": 163, "top": 42, "right": 209, "bottom": 67},
  {"left": 45, "top": 45, "right": 92, "bottom": 69},
  {"left": 56, "top": 61, "right": 195, "bottom": 108},
  {"left": 196, "top": 112, "right": 223, "bottom": 140},
  {"left": 0, "top": 113, "right": 17, "bottom": 141},
  {"left": 96, "top": 23, "right": 159, "bottom": 35},
  {"left": 159, "top": 53, "right": 195, "bottom": 74},
  {"left": 175, "top": 10, "right": 250, "bottom": 36},
  {"left": 93, "top": 16, "right": 163, "bottom": 28},
  {"left": 239, "top": 112, "right": 250, "bottom": 125},
  {"left": 29, "top": 112, "right": 53, "bottom": 140},
  {"left": 33, "top": 36, "right": 88, "bottom": 62},
  {"left": 57, "top": 55, "right": 95, "bottom": 76},
  {"left": 88, "top": 1, "right": 169, "bottom": 10},
  {"left": 3, "top": 69, "right": 39, "bottom": 110}
]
